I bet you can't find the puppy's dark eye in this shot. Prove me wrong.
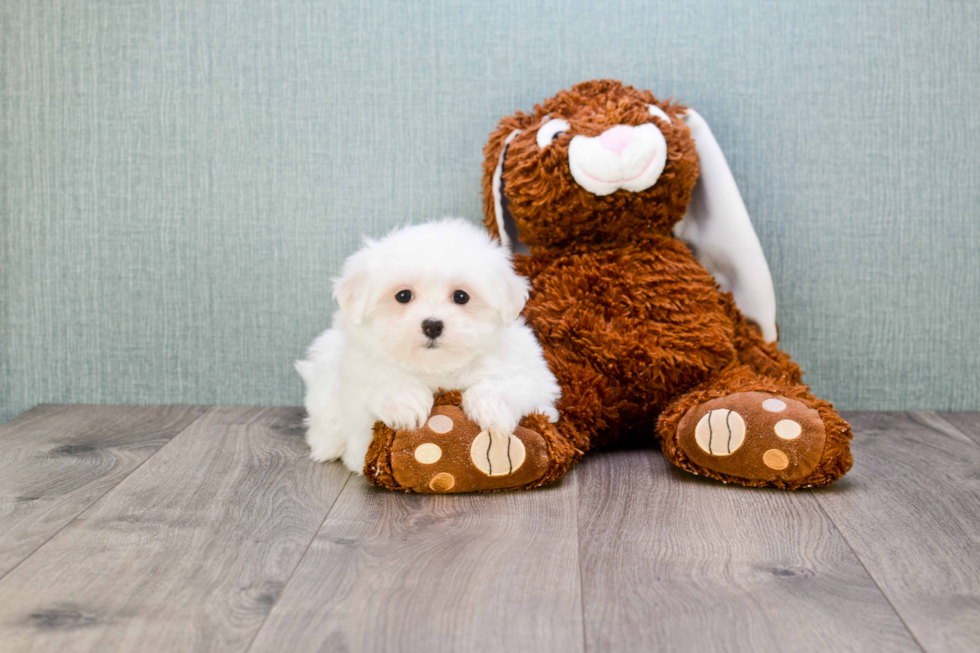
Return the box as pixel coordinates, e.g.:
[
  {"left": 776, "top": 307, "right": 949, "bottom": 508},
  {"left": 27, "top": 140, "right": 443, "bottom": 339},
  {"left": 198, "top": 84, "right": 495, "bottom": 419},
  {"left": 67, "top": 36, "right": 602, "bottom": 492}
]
[
  {"left": 452, "top": 290, "right": 469, "bottom": 305},
  {"left": 395, "top": 290, "right": 413, "bottom": 303}
]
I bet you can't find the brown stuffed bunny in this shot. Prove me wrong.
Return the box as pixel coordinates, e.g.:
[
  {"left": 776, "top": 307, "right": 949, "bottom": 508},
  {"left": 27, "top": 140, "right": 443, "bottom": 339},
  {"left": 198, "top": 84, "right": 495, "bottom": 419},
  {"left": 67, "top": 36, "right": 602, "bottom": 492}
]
[{"left": 366, "top": 80, "right": 852, "bottom": 492}]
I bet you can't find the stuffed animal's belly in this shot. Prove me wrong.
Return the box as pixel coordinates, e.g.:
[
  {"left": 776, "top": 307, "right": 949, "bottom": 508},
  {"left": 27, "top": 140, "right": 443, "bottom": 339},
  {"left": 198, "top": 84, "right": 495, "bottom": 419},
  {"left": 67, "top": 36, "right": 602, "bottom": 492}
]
[{"left": 517, "top": 243, "right": 738, "bottom": 434}]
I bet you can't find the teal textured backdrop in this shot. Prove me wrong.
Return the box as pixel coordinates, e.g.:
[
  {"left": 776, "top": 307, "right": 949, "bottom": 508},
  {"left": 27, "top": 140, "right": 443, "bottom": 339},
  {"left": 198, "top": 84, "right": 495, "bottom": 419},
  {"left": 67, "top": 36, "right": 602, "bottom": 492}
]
[{"left": 2, "top": 0, "right": 979, "bottom": 423}]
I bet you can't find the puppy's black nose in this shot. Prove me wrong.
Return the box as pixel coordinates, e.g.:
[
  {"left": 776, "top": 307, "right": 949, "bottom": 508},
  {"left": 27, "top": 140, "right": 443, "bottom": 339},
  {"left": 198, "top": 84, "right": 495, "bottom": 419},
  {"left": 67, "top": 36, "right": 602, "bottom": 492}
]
[{"left": 421, "top": 319, "right": 444, "bottom": 339}]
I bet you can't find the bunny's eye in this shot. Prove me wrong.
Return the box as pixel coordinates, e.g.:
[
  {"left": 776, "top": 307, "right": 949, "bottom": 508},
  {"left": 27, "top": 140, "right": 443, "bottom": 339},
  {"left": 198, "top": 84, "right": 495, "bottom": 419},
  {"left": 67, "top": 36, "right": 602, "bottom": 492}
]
[
  {"left": 536, "top": 117, "right": 570, "bottom": 148},
  {"left": 647, "top": 104, "right": 672, "bottom": 125}
]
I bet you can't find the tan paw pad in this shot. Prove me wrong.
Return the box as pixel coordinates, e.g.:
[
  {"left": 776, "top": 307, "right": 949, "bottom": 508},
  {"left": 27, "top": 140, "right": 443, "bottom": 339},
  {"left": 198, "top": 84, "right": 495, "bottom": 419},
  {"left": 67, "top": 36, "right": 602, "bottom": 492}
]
[
  {"left": 762, "top": 398, "right": 787, "bottom": 412},
  {"left": 428, "top": 472, "right": 455, "bottom": 492},
  {"left": 413, "top": 443, "right": 442, "bottom": 464},
  {"left": 694, "top": 409, "right": 746, "bottom": 456},
  {"left": 774, "top": 419, "right": 802, "bottom": 440},
  {"left": 470, "top": 430, "right": 526, "bottom": 476},
  {"left": 427, "top": 415, "right": 453, "bottom": 434},
  {"left": 762, "top": 449, "right": 789, "bottom": 470}
]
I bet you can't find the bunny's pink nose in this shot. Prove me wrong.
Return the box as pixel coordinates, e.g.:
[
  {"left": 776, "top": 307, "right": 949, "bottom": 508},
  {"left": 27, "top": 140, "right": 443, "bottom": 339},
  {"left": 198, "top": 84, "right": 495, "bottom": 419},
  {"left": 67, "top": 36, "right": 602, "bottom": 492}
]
[{"left": 598, "top": 125, "right": 635, "bottom": 156}]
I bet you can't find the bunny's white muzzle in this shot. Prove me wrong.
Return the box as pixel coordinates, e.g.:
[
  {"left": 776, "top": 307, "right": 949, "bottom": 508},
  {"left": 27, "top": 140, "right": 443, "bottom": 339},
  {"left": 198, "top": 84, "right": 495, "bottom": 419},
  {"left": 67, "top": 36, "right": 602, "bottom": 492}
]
[{"left": 568, "top": 123, "right": 667, "bottom": 196}]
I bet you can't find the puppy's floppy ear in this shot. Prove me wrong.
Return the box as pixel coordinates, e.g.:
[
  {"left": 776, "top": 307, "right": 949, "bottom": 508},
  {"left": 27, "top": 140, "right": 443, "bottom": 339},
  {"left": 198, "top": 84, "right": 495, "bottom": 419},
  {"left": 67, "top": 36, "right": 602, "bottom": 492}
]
[
  {"left": 673, "top": 108, "right": 778, "bottom": 343},
  {"left": 495, "top": 260, "right": 530, "bottom": 324},
  {"left": 332, "top": 248, "right": 373, "bottom": 325}
]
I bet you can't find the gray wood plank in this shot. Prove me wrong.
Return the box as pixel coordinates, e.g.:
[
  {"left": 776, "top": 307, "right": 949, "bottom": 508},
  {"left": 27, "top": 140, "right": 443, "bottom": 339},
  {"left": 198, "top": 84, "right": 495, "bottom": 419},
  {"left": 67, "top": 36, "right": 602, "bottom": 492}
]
[
  {"left": 0, "top": 404, "right": 208, "bottom": 578},
  {"left": 816, "top": 411, "right": 980, "bottom": 653},
  {"left": 577, "top": 449, "right": 921, "bottom": 653},
  {"left": 0, "top": 406, "right": 351, "bottom": 653},
  {"left": 248, "top": 472, "right": 584, "bottom": 653},
  {"left": 934, "top": 412, "right": 980, "bottom": 447}
]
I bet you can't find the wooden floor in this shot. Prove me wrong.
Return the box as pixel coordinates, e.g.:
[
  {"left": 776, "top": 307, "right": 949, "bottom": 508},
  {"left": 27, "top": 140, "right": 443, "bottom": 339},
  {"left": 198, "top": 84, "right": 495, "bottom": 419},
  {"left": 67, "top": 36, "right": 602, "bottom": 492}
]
[{"left": 0, "top": 406, "right": 978, "bottom": 653}]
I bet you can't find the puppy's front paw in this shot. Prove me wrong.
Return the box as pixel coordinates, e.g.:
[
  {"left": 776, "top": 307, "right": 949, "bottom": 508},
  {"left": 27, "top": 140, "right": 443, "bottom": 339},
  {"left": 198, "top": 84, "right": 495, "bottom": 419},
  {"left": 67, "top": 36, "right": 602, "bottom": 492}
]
[
  {"left": 307, "top": 430, "right": 347, "bottom": 463},
  {"left": 375, "top": 385, "right": 434, "bottom": 432},
  {"left": 462, "top": 387, "right": 521, "bottom": 435},
  {"left": 535, "top": 404, "right": 560, "bottom": 423}
]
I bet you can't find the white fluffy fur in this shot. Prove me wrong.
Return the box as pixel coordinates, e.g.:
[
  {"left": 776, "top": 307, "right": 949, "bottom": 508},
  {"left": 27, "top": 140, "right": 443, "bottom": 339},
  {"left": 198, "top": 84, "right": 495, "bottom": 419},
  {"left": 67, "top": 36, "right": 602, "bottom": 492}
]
[{"left": 295, "top": 218, "right": 561, "bottom": 474}]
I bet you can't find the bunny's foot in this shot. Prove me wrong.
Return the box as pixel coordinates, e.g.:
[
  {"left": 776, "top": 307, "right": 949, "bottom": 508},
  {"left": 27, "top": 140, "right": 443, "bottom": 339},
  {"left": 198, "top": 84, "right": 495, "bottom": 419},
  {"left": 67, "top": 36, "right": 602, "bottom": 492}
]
[
  {"left": 365, "top": 391, "right": 580, "bottom": 493},
  {"left": 658, "top": 375, "right": 853, "bottom": 489}
]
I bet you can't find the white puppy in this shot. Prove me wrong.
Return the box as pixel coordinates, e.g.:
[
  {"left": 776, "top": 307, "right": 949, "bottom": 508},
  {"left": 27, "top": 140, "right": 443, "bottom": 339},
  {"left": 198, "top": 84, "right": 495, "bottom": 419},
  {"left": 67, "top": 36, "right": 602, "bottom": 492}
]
[{"left": 295, "top": 219, "right": 561, "bottom": 474}]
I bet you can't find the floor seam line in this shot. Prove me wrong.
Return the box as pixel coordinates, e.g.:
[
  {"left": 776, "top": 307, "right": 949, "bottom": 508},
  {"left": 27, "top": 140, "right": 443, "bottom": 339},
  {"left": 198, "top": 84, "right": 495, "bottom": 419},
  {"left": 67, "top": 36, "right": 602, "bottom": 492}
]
[
  {"left": 923, "top": 411, "right": 980, "bottom": 449},
  {"left": 0, "top": 405, "right": 214, "bottom": 585},
  {"left": 242, "top": 471, "right": 353, "bottom": 653},
  {"left": 573, "top": 467, "right": 588, "bottom": 653},
  {"left": 810, "top": 492, "right": 928, "bottom": 653}
]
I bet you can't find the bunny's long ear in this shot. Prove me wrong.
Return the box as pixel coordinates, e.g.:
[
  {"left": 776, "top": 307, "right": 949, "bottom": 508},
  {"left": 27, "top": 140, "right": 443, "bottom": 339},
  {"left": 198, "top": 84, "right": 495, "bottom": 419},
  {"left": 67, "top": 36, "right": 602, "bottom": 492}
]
[
  {"left": 491, "top": 129, "right": 530, "bottom": 255},
  {"left": 673, "top": 109, "right": 778, "bottom": 343}
]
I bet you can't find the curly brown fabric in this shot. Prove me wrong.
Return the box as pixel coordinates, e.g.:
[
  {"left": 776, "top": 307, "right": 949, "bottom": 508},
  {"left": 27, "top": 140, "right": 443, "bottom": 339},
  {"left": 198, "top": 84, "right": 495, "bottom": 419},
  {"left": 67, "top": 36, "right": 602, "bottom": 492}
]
[{"left": 475, "top": 79, "right": 852, "bottom": 490}]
